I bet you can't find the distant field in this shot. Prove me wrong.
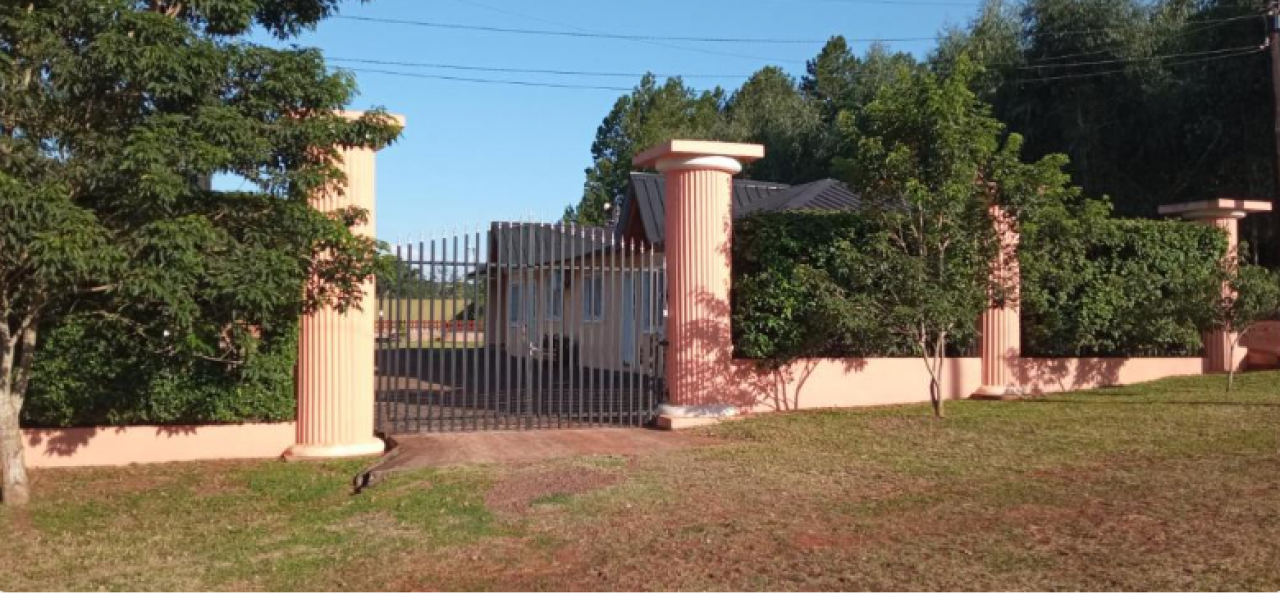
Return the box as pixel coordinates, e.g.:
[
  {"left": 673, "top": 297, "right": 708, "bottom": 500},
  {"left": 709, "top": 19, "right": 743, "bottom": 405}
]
[{"left": 377, "top": 298, "right": 473, "bottom": 321}]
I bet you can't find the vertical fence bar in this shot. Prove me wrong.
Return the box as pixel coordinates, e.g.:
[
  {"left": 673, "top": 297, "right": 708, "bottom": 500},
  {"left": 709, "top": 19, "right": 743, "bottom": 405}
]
[
  {"left": 583, "top": 227, "right": 594, "bottom": 427},
  {"left": 523, "top": 223, "right": 534, "bottom": 430},
  {"left": 557, "top": 223, "right": 567, "bottom": 428},
  {"left": 570, "top": 223, "right": 582, "bottom": 428},
  {"left": 532, "top": 224, "right": 543, "bottom": 430},
  {"left": 455, "top": 231, "right": 465, "bottom": 432},
  {"left": 465, "top": 230, "right": 476, "bottom": 432},
  {"left": 483, "top": 226, "right": 493, "bottom": 431},
  {"left": 625, "top": 236, "right": 634, "bottom": 426},
  {"left": 393, "top": 242, "right": 405, "bottom": 434},
  {"left": 430, "top": 235, "right": 440, "bottom": 432},
  {"left": 498, "top": 223, "right": 511, "bottom": 431},
  {"left": 410, "top": 241, "right": 422, "bottom": 434},
  {"left": 628, "top": 238, "right": 637, "bottom": 427},
  {"left": 470, "top": 227, "right": 481, "bottom": 431}
]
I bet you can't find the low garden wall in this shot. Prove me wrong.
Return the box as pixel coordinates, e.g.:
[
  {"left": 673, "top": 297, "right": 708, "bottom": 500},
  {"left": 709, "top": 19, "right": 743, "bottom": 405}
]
[
  {"left": 23, "top": 422, "right": 295, "bottom": 469},
  {"left": 731, "top": 356, "right": 1207, "bottom": 414}
]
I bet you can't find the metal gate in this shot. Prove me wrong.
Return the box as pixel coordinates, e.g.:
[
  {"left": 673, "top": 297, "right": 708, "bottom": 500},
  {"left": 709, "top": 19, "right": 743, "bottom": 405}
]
[{"left": 375, "top": 223, "right": 666, "bottom": 434}]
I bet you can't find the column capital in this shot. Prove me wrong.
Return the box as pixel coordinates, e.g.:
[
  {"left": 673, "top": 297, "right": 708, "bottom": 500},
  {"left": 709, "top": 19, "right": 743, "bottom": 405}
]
[
  {"left": 633, "top": 140, "right": 764, "bottom": 175},
  {"left": 337, "top": 109, "right": 407, "bottom": 127},
  {"left": 1158, "top": 198, "right": 1272, "bottom": 221}
]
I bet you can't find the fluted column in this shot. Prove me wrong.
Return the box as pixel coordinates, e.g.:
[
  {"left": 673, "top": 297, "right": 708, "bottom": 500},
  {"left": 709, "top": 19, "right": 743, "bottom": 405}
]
[
  {"left": 634, "top": 141, "right": 763, "bottom": 428},
  {"left": 972, "top": 205, "right": 1023, "bottom": 399},
  {"left": 1160, "top": 199, "right": 1273, "bottom": 373},
  {"left": 285, "top": 112, "right": 402, "bottom": 460}
]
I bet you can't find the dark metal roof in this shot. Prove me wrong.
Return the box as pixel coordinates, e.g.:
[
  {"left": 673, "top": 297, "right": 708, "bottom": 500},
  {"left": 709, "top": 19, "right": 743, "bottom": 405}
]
[
  {"left": 619, "top": 172, "right": 862, "bottom": 247},
  {"left": 487, "top": 222, "right": 622, "bottom": 267}
]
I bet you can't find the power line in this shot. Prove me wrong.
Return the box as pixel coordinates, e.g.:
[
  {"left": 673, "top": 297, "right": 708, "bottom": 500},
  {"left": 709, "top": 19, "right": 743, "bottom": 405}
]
[
  {"left": 442, "top": 0, "right": 811, "bottom": 64},
  {"left": 328, "top": 57, "right": 752, "bottom": 79},
  {"left": 335, "top": 66, "right": 634, "bottom": 91},
  {"left": 1011, "top": 47, "right": 1263, "bottom": 83},
  {"left": 1021, "top": 14, "right": 1264, "bottom": 65},
  {"left": 333, "top": 15, "right": 935, "bottom": 44},
  {"left": 1016, "top": 44, "right": 1265, "bottom": 70}
]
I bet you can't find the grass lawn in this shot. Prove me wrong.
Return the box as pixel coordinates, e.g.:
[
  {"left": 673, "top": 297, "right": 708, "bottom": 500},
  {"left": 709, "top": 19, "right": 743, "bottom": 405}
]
[{"left": 2, "top": 371, "right": 1278, "bottom": 590}]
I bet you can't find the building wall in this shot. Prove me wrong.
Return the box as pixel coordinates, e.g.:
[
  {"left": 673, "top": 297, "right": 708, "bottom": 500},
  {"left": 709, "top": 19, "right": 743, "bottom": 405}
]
[{"left": 487, "top": 252, "right": 663, "bottom": 373}]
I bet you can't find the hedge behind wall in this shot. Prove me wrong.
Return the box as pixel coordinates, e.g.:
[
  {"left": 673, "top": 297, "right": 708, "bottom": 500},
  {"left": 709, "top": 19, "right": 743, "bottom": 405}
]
[
  {"left": 21, "top": 314, "right": 297, "bottom": 428},
  {"left": 1019, "top": 203, "right": 1227, "bottom": 357},
  {"left": 733, "top": 205, "right": 1228, "bottom": 361}
]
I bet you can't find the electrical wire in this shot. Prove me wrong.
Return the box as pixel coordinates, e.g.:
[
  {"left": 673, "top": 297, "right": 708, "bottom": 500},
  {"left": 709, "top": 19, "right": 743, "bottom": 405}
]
[
  {"left": 328, "top": 57, "right": 751, "bottom": 79},
  {"left": 1015, "top": 44, "right": 1265, "bottom": 70},
  {"left": 334, "top": 66, "right": 634, "bottom": 91},
  {"left": 333, "top": 15, "right": 933, "bottom": 44},
  {"left": 1009, "top": 46, "right": 1262, "bottom": 83}
]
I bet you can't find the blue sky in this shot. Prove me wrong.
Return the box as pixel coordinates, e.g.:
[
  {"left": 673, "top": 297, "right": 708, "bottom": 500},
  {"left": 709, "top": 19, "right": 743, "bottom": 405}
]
[{"left": 242, "top": 0, "right": 983, "bottom": 241}]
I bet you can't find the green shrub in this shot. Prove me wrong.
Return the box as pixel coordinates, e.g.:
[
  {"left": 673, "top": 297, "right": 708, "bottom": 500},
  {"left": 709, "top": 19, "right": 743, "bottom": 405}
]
[
  {"left": 22, "top": 314, "right": 296, "bottom": 428},
  {"left": 732, "top": 212, "right": 931, "bottom": 361},
  {"left": 1020, "top": 200, "right": 1227, "bottom": 357},
  {"left": 734, "top": 203, "right": 1231, "bottom": 361}
]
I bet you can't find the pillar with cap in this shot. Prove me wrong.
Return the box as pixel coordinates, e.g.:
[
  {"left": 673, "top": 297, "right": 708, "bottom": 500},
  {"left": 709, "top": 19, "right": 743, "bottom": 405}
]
[
  {"left": 972, "top": 205, "right": 1024, "bottom": 399},
  {"left": 1158, "top": 198, "right": 1273, "bottom": 373},
  {"left": 285, "top": 111, "right": 404, "bottom": 460},
  {"left": 633, "top": 140, "right": 764, "bottom": 429}
]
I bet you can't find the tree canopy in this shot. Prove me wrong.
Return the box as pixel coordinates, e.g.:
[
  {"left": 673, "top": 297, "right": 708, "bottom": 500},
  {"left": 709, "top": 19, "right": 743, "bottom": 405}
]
[{"left": 0, "top": 0, "right": 400, "bottom": 505}]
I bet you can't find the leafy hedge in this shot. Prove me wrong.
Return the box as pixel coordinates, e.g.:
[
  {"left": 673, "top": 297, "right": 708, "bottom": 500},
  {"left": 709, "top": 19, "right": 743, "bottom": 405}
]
[
  {"left": 1019, "top": 200, "right": 1227, "bottom": 357},
  {"left": 21, "top": 314, "right": 296, "bottom": 428},
  {"left": 733, "top": 204, "right": 1230, "bottom": 361},
  {"left": 732, "top": 212, "right": 970, "bottom": 361}
]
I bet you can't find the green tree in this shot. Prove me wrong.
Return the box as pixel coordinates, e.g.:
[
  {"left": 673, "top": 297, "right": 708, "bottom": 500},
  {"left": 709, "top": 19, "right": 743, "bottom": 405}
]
[
  {"left": 1219, "top": 264, "right": 1280, "bottom": 392},
  {"left": 834, "top": 56, "right": 1073, "bottom": 417},
  {"left": 721, "top": 66, "right": 823, "bottom": 183},
  {"left": 940, "top": 0, "right": 1275, "bottom": 259},
  {"left": 0, "top": 0, "right": 400, "bottom": 505},
  {"left": 567, "top": 74, "right": 724, "bottom": 225}
]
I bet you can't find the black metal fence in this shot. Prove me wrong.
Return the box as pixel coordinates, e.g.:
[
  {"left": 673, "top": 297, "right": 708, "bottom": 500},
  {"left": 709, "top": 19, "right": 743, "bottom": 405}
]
[{"left": 375, "top": 223, "right": 667, "bottom": 434}]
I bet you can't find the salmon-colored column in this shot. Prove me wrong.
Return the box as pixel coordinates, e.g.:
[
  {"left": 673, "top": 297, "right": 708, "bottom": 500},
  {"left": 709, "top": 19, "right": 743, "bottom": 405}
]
[
  {"left": 1159, "top": 199, "right": 1273, "bottom": 373},
  {"left": 634, "top": 140, "right": 763, "bottom": 429},
  {"left": 285, "top": 112, "right": 404, "bottom": 460},
  {"left": 972, "top": 206, "right": 1023, "bottom": 399}
]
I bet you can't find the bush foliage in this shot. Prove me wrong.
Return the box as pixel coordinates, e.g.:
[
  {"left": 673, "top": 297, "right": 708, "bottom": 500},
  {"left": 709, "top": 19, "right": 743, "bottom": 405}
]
[
  {"left": 21, "top": 315, "right": 296, "bottom": 428},
  {"left": 1020, "top": 200, "right": 1227, "bottom": 357},
  {"left": 733, "top": 202, "right": 1233, "bottom": 361},
  {"left": 732, "top": 212, "right": 947, "bottom": 361}
]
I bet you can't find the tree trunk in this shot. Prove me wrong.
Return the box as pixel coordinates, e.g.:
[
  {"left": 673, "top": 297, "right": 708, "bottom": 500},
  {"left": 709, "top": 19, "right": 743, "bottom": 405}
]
[
  {"left": 0, "top": 389, "right": 28, "bottom": 506},
  {"left": 0, "top": 336, "right": 29, "bottom": 506},
  {"left": 1227, "top": 339, "right": 1238, "bottom": 394}
]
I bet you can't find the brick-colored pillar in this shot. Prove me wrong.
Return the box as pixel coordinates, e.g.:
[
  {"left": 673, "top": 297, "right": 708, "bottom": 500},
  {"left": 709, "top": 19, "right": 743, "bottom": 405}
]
[
  {"left": 633, "top": 140, "right": 763, "bottom": 429},
  {"left": 972, "top": 206, "right": 1023, "bottom": 399},
  {"left": 285, "top": 112, "right": 403, "bottom": 460},
  {"left": 1159, "top": 199, "right": 1273, "bottom": 373}
]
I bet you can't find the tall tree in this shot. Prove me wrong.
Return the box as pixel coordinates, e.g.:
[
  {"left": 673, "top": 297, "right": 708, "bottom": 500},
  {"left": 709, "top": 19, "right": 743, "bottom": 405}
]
[
  {"left": 833, "top": 56, "right": 1074, "bottom": 417},
  {"left": 722, "top": 66, "right": 823, "bottom": 183},
  {"left": 0, "top": 0, "right": 400, "bottom": 505},
  {"left": 567, "top": 74, "right": 724, "bottom": 225}
]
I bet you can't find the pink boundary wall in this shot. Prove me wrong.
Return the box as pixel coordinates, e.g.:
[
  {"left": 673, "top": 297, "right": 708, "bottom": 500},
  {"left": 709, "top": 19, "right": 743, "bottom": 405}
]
[
  {"left": 22, "top": 423, "right": 295, "bottom": 469},
  {"left": 730, "top": 356, "right": 1206, "bottom": 413}
]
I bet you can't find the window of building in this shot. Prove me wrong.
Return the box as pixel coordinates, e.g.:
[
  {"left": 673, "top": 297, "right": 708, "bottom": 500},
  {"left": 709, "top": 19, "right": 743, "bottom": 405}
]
[{"left": 583, "top": 275, "right": 605, "bottom": 322}]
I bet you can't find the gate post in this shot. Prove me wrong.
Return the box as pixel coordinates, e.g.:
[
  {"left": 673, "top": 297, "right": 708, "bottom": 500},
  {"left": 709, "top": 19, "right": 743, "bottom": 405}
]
[
  {"left": 972, "top": 205, "right": 1024, "bottom": 399},
  {"left": 633, "top": 140, "right": 763, "bottom": 429},
  {"left": 285, "top": 111, "right": 403, "bottom": 460},
  {"left": 1159, "top": 199, "right": 1272, "bottom": 373}
]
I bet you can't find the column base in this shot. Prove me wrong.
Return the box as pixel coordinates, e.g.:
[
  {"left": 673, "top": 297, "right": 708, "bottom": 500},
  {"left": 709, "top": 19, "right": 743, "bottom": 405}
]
[
  {"left": 282, "top": 438, "right": 386, "bottom": 461},
  {"left": 970, "top": 385, "right": 1025, "bottom": 401},
  {"left": 655, "top": 404, "right": 741, "bottom": 430}
]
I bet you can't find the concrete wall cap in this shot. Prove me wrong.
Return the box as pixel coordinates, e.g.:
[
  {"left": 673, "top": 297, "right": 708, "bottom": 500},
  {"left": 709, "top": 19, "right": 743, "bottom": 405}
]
[
  {"left": 1158, "top": 198, "right": 1272, "bottom": 220},
  {"left": 633, "top": 139, "right": 764, "bottom": 169}
]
